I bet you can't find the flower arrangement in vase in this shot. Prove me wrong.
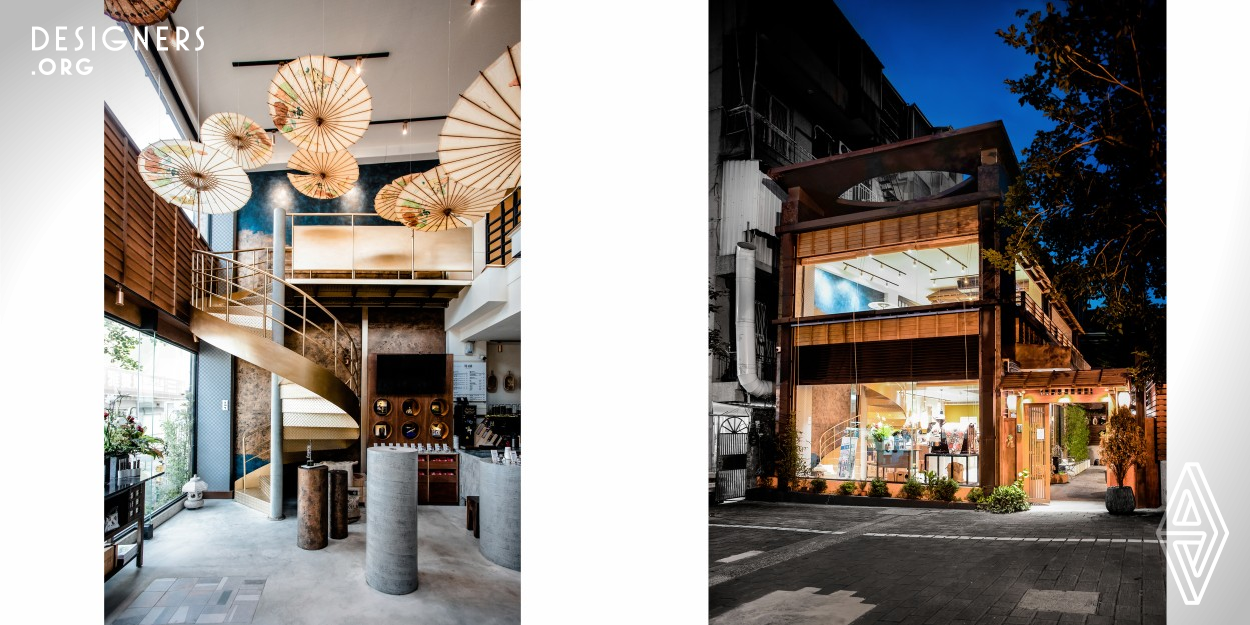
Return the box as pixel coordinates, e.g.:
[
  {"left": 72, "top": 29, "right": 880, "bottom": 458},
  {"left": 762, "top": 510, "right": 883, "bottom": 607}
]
[{"left": 105, "top": 409, "right": 164, "bottom": 484}]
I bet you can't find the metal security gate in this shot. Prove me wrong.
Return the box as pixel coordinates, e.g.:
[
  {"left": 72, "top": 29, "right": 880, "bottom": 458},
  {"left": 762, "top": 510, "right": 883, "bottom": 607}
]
[{"left": 716, "top": 416, "right": 749, "bottom": 501}]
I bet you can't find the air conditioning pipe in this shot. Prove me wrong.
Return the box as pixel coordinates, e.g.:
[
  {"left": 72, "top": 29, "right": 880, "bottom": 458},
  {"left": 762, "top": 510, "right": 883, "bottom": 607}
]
[{"left": 735, "top": 242, "right": 775, "bottom": 398}]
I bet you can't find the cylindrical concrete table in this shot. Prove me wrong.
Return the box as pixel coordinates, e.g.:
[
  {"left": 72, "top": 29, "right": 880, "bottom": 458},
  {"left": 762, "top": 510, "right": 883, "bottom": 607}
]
[
  {"left": 478, "top": 460, "right": 521, "bottom": 571},
  {"left": 297, "top": 464, "right": 328, "bottom": 550},
  {"left": 329, "top": 469, "right": 349, "bottom": 539},
  {"left": 365, "top": 446, "right": 419, "bottom": 594}
]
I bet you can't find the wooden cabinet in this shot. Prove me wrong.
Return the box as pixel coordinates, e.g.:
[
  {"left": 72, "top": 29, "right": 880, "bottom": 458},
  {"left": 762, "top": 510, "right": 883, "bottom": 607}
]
[
  {"left": 104, "top": 473, "right": 162, "bottom": 581},
  {"left": 417, "top": 453, "right": 458, "bottom": 506}
]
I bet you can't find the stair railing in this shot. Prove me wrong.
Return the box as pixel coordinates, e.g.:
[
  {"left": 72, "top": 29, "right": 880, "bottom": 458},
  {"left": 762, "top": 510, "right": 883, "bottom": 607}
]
[{"left": 192, "top": 249, "right": 360, "bottom": 395}]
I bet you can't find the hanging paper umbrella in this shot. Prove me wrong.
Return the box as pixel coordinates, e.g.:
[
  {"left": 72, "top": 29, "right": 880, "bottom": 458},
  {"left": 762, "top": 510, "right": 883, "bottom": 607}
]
[
  {"left": 138, "top": 140, "right": 251, "bottom": 219},
  {"left": 373, "top": 174, "right": 421, "bottom": 222},
  {"left": 269, "top": 55, "right": 373, "bottom": 153},
  {"left": 104, "top": 0, "right": 181, "bottom": 26},
  {"left": 201, "top": 112, "right": 274, "bottom": 170},
  {"left": 395, "top": 165, "right": 511, "bottom": 232},
  {"left": 287, "top": 149, "right": 359, "bottom": 199},
  {"left": 437, "top": 42, "right": 521, "bottom": 191}
]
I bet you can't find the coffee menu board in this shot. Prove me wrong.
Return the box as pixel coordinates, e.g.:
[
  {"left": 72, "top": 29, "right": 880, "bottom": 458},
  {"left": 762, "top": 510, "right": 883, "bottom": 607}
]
[{"left": 453, "top": 361, "right": 488, "bottom": 402}]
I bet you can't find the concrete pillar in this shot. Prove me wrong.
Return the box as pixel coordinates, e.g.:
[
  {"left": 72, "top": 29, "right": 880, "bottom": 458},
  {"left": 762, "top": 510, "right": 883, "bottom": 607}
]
[
  {"left": 270, "top": 209, "right": 287, "bottom": 520},
  {"left": 329, "top": 469, "right": 348, "bottom": 539},
  {"left": 478, "top": 460, "right": 521, "bottom": 571},
  {"left": 297, "top": 465, "right": 327, "bottom": 550},
  {"left": 365, "top": 447, "right": 419, "bottom": 595}
]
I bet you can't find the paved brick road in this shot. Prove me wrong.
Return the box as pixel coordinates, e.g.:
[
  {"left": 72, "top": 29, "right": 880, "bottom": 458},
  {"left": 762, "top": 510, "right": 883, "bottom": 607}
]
[{"left": 709, "top": 501, "right": 1165, "bottom": 625}]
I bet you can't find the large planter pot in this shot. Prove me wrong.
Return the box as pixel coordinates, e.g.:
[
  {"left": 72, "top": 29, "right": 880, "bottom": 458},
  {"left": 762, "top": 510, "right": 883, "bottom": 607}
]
[{"left": 1105, "top": 486, "right": 1136, "bottom": 514}]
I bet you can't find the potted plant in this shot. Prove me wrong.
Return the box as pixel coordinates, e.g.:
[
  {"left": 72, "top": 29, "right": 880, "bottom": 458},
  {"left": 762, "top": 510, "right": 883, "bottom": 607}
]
[
  {"left": 105, "top": 409, "right": 165, "bottom": 484},
  {"left": 870, "top": 424, "right": 895, "bottom": 454},
  {"left": 1099, "top": 406, "right": 1145, "bottom": 514}
]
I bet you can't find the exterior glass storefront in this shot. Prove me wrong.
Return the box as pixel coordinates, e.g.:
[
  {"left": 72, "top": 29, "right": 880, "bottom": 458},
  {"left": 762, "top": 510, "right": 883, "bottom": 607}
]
[
  {"left": 796, "top": 380, "right": 980, "bottom": 485},
  {"left": 797, "top": 240, "right": 980, "bottom": 317},
  {"left": 104, "top": 317, "right": 196, "bottom": 517}
]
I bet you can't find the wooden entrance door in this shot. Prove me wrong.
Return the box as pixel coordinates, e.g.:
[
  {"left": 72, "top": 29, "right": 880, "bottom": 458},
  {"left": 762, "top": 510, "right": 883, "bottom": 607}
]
[{"left": 1026, "top": 404, "right": 1050, "bottom": 503}]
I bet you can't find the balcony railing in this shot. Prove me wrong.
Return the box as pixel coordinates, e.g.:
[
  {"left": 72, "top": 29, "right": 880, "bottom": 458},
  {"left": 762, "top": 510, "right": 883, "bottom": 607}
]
[
  {"left": 1016, "top": 291, "right": 1074, "bottom": 350},
  {"left": 287, "top": 212, "right": 473, "bottom": 279}
]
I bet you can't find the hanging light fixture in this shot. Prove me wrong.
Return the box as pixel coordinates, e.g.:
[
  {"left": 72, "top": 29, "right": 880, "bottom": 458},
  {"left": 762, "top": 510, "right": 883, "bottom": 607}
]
[
  {"left": 402, "top": 121, "right": 408, "bottom": 135},
  {"left": 115, "top": 284, "right": 125, "bottom": 306},
  {"left": 355, "top": 56, "right": 364, "bottom": 75}
]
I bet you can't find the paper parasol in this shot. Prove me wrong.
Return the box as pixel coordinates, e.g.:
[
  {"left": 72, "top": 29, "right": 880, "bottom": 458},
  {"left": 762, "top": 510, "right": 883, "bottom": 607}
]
[
  {"left": 201, "top": 112, "right": 274, "bottom": 170},
  {"left": 395, "top": 165, "right": 512, "bottom": 232},
  {"left": 138, "top": 140, "right": 251, "bottom": 214},
  {"left": 437, "top": 42, "right": 521, "bottom": 191},
  {"left": 269, "top": 55, "right": 373, "bottom": 153},
  {"left": 373, "top": 174, "right": 421, "bottom": 222},
  {"left": 105, "top": 0, "right": 181, "bottom": 26},
  {"left": 287, "top": 149, "right": 359, "bottom": 199}
]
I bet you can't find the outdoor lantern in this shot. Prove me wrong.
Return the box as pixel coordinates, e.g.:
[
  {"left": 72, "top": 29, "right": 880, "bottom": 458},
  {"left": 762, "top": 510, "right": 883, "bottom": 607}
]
[
  {"left": 182, "top": 475, "right": 208, "bottom": 509},
  {"left": 1117, "top": 391, "right": 1131, "bottom": 408}
]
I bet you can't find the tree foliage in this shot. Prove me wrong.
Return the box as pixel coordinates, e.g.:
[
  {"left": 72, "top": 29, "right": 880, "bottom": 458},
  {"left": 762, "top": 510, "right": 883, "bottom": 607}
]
[
  {"left": 1063, "top": 404, "right": 1091, "bottom": 462},
  {"left": 1099, "top": 406, "right": 1146, "bottom": 487},
  {"left": 993, "top": 1, "right": 1165, "bottom": 383},
  {"left": 105, "top": 320, "right": 142, "bottom": 371}
]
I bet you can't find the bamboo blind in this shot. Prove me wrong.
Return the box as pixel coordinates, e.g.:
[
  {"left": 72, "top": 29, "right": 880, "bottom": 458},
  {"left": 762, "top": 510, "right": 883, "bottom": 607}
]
[{"left": 796, "top": 205, "right": 978, "bottom": 259}]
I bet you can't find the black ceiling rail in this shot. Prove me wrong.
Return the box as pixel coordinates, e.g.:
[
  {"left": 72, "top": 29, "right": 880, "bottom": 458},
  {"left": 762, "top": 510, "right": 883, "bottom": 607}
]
[
  {"left": 262, "top": 115, "right": 448, "bottom": 134},
  {"left": 233, "top": 52, "right": 390, "bottom": 67}
]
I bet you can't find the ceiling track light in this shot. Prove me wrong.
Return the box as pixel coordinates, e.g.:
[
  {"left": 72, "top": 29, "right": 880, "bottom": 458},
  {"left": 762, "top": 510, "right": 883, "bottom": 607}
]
[
  {"left": 873, "top": 258, "right": 905, "bottom": 276},
  {"left": 939, "top": 248, "right": 968, "bottom": 271},
  {"left": 902, "top": 251, "right": 936, "bottom": 273},
  {"left": 264, "top": 116, "right": 446, "bottom": 134},
  {"left": 232, "top": 51, "right": 390, "bottom": 68},
  {"left": 842, "top": 262, "right": 898, "bottom": 288}
]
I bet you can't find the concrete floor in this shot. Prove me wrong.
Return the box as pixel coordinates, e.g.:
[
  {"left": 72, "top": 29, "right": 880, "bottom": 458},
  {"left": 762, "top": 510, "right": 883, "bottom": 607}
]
[{"left": 104, "top": 499, "right": 520, "bottom": 625}]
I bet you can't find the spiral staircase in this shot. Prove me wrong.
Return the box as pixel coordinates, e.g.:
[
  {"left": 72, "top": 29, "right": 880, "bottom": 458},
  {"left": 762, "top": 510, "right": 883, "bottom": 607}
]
[{"left": 189, "top": 249, "right": 361, "bottom": 515}]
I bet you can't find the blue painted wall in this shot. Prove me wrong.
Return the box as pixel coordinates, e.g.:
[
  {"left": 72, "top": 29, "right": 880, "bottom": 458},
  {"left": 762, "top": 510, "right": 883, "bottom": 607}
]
[{"left": 236, "top": 159, "right": 438, "bottom": 248}]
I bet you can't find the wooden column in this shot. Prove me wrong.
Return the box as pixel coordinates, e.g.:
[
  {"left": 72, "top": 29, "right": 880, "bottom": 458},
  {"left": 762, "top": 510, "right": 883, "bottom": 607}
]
[
  {"left": 1136, "top": 384, "right": 1161, "bottom": 508},
  {"left": 976, "top": 162, "right": 1004, "bottom": 490},
  {"left": 776, "top": 187, "right": 817, "bottom": 458}
]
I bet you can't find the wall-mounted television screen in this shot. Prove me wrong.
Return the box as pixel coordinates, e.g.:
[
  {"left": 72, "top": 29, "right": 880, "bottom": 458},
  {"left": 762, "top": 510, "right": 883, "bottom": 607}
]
[{"left": 375, "top": 354, "right": 447, "bottom": 395}]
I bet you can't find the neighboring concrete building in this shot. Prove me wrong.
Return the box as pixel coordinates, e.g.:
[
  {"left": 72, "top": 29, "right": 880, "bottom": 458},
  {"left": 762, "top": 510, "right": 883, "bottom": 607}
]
[{"left": 709, "top": 1, "right": 955, "bottom": 498}]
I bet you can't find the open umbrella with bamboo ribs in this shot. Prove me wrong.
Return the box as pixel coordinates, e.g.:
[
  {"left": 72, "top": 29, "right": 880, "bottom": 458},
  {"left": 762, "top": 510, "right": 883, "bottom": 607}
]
[
  {"left": 437, "top": 42, "right": 520, "bottom": 191},
  {"left": 395, "top": 165, "right": 511, "bottom": 232},
  {"left": 288, "top": 149, "right": 358, "bottom": 199},
  {"left": 138, "top": 140, "right": 251, "bottom": 235},
  {"left": 373, "top": 174, "right": 421, "bottom": 222},
  {"left": 269, "top": 55, "right": 372, "bottom": 153},
  {"left": 104, "top": 0, "right": 180, "bottom": 26},
  {"left": 201, "top": 112, "right": 274, "bottom": 170}
]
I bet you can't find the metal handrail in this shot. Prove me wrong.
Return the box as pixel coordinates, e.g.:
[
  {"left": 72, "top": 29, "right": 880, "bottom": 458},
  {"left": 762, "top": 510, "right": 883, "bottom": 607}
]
[{"left": 191, "top": 249, "right": 361, "bottom": 395}]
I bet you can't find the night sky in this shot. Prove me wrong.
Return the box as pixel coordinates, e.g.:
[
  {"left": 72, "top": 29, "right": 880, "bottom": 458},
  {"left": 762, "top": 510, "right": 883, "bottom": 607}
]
[{"left": 837, "top": 0, "right": 1052, "bottom": 157}]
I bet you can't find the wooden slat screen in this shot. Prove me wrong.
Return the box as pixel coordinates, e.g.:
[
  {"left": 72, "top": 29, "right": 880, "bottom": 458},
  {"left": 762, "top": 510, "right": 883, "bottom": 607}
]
[
  {"left": 796, "top": 205, "right": 978, "bottom": 259},
  {"left": 794, "top": 311, "right": 978, "bottom": 347},
  {"left": 104, "top": 105, "right": 208, "bottom": 320}
]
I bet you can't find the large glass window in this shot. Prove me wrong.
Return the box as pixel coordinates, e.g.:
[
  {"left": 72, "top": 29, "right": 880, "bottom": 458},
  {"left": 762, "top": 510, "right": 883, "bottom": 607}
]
[
  {"left": 798, "top": 240, "right": 979, "bottom": 317},
  {"left": 104, "top": 318, "right": 195, "bottom": 517},
  {"left": 797, "top": 380, "right": 980, "bottom": 485}
]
